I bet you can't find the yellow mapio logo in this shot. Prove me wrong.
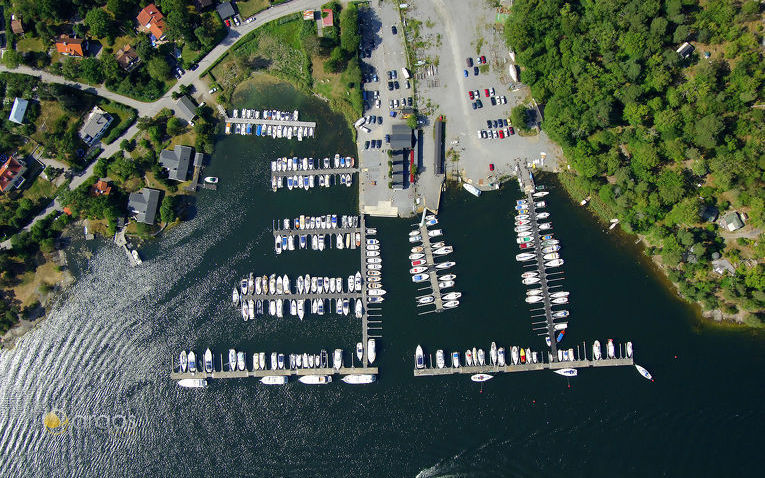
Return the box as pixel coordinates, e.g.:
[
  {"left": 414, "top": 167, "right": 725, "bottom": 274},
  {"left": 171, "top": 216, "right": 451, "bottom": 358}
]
[{"left": 43, "top": 410, "right": 69, "bottom": 435}]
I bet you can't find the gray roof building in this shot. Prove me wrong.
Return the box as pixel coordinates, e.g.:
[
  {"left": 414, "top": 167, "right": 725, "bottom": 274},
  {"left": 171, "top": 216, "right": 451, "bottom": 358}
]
[
  {"left": 8, "top": 98, "right": 28, "bottom": 124},
  {"left": 389, "top": 123, "right": 413, "bottom": 150},
  {"left": 79, "top": 106, "right": 113, "bottom": 146},
  {"left": 433, "top": 119, "right": 444, "bottom": 175},
  {"left": 216, "top": 1, "right": 236, "bottom": 20},
  {"left": 676, "top": 42, "right": 694, "bottom": 59},
  {"left": 721, "top": 212, "right": 744, "bottom": 232},
  {"left": 175, "top": 95, "right": 197, "bottom": 123},
  {"left": 159, "top": 145, "right": 193, "bottom": 181},
  {"left": 127, "top": 187, "right": 161, "bottom": 224}
]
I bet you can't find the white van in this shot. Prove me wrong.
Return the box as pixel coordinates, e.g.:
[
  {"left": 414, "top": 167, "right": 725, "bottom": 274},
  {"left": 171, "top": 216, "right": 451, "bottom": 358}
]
[{"left": 401, "top": 67, "right": 411, "bottom": 79}]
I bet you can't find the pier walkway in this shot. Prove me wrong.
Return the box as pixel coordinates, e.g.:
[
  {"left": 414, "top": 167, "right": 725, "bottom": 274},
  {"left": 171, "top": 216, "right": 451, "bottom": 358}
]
[
  {"left": 224, "top": 116, "right": 317, "bottom": 129},
  {"left": 418, "top": 223, "right": 444, "bottom": 313},
  {"left": 171, "top": 366, "right": 378, "bottom": 381},
  {"left": 240, "top": 291, "right": 363, "bottom": 302},
  {"left": 273, "top": 225, "right": 360, "bottom": 239},
  {"left": 414, "top": 356, "right": 633, "bottom": 376},
  {"left": 271, "top": 167, "right": 358, "bottom": 178}
]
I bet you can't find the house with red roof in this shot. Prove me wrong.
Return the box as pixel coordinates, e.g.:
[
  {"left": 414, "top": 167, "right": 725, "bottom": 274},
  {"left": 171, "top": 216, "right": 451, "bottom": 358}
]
[
  {"left": 0, "top": 157, "right": 27, "bottom": 193},
  {"left": 55, "top": 35, "right": 86, "bottom": 57},
  {"left": 137, "top": 4, "right": 166, "bottom": 41},
  {"left": 321, "top": 8, "right": 334, "bottom": 28}
]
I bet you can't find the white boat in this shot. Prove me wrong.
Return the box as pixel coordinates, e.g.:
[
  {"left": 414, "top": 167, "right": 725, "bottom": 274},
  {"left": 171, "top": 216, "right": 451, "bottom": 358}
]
[
  {"left": 465, "top": 349, "right": 473, "bottom": 366},
  {"left": 554, "top": 368, "right": 578, "bottom": 377},
  {"left": 635, "top": 364, "right": 652, "bottom": 380},
  {"left": 527, "top": 288, "right": 543, "bottom": 296},
  {"left": 355, "top": 271, "right": 362, "bottom": 291},
  {"left": 237, "top": 351, "right": 246, "bottom": 371},
  {"left": 452, "top": 351, "right": 460, "bottom": 367},
  {"left": 410, "top": 246, "right": 424, "bottom": 253},
  {"left": 542, "top": 245, "right": 561, "bottom": 253},
  {"left": 439, "top": 274, "right": 456, "bottom": 281},
  {"left": 477, "top": 349, "right": 485, "bottom": 365},
  {"left": 553, "top": 310, "right": 569, "bottom": 318},
  {"left": 490, "top": 342, "right": 497, "bottom": 365},
  {"left": 427, "top": 229, "right": 443, "bottom": 237},
  {"left": 593, "top": 340, "right": 602, "bottom": 360},
  {"left": 442, "top": 292, "right": 461, "bottom": 300},
  {"left": 415, "top": 345, "right": 425, "bottom": 369},
  {"left": 408, "top": 253, "right": 424, "bottom": 260},
  {"left": 355, "top": 299, "right": 362, "bottom": 318},
  {"left": 521, "top": 271, "right": 539, "bottom": 278},
  {"left": 204, "top": 348, "right": 213, "bottom": 373},
  {"left": 626, "top": 341, "right": 633, "bottom": 358},
  {"left": 188, "top": 351, "right": 197, "bottom": 373},
  {"left": 433, "top": 246, "right": 453, "bottom": 255},
  {"left": 260, "top": 376, "right": 288, "bottom": 385},
  {"left": 551, "top": 297, "right": 568, "bottom": 304},
  {"left": 333, "top": 349, "right": 342, "bottom": 370},
  {"left": 409, "top": 235, "right": 422, "bottom": 243},
  {"left": 607, "top": 339, "right": 615, "bottom": 358},
  {"left": 438, "top": 280, "right": 454, "bottom": 289},
  {"left": 179, "top": 351, "right": 188, "bottom": 373},
  {"left": 471, "top": 374, "right": 493, "bottom": 382},
  {"left": 228, "top": 349, "right": 237, "bottom": 371},
  {"left": 366, "top": 250, "right": 380, "bottom": 257},
  {"left": 232, "top": 288, "right": 239, "bottom": 305},
  {"left": 443, "top": 300, "right": 460, "bottom": 308},
  {"left": 463, "top": 183, "right": 481, "bottom": 197},
  {"left": 497, "top": 348, "right": 506, "bottom": 366},
  {"left": 436, "top": 350, "right": 445, "bottom": 368},
  {"left": 412, "top": 274, "right": 429, "bottom": 283},
  {"left": 410, "top": 266, "right": 427, "bottom": 274},
  {"left": 368, "top": 339, "right": 376, "bottom": 364},
  {"left": 543, "top": 253, "right": 560, "bottom": 260},
  {"left": 299, "top": 375, "right": 332, "bottom": 384},
  {"left": 511, "top": 346, "right": 519, "bottom": 365},
  {"left": 516, "top": 252, "right": 536, "bottom": 261},
  {"left": 177, "top": 378, "right": 207, "bottom": 388},
  {"left": 356, "top": 342, "right": 364, "bottom": 362},
  {"left": 368, "top": 257, "right": 382, "bottom": 264},
  {"left": 522, "top": 277, "right": 540, "bottom": 285},
  {"left": 435, "top": 261, "right": 455, "bottom": 269},
  {"left": 259, "top": 353, "right": 266, "bottom": 370},
  {"left": 525, "top": 295, "right": 543, "bottom": 304},
  {"left": 418, "top": 296, "right": 435, "bottom": 304},
  {"left": 342, "top": 374, "right": 376, "bottom": 384},
  {"left": 550, "top": 291, "right": 569, "bottom": 298},
  {"left": 545, "top": 259, "right": 564, "bottom": 267}
]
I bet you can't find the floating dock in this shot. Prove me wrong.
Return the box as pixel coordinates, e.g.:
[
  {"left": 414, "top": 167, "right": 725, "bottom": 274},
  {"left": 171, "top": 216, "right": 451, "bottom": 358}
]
[{"left": 271, "top": 167, "right": 359, "bottom": 178}]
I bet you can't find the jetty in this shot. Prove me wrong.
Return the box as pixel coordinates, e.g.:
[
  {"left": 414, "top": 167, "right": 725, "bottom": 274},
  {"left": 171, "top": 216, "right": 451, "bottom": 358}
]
[
  {"left": 271, "top": 166, "right": 358, "bottom": 178},
  {"left": 416, "top": 217, "right": 444, "bottom": 313},
  {"left": 413, "top": 341, "right": 634, "bottom": 377}
]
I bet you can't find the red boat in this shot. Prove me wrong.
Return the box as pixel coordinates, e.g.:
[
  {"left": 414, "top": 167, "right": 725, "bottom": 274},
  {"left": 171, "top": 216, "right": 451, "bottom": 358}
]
[
  {"left": 519, "top": 242, "right": 534, "bottom": 249},
  {"left": 411, "top": 259, "right": 426, "bottom": 267}
]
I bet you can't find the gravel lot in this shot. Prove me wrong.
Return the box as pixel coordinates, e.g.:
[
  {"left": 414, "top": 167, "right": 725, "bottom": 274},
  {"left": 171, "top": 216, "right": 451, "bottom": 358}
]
[{"left": 405, "top": 0, "right": 563, "bottom": 191}]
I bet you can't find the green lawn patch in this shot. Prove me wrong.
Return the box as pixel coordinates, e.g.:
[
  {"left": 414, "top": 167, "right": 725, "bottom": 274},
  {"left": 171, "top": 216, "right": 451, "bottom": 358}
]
[
  {"left": 99, "top": 101, "right": 138, "bottom": 145},
  {"left": 16, "top": 37, "right": 45, "bottom": 53},
  {"left": 237, "top": 0, "right": 272, "bottom": 18}
]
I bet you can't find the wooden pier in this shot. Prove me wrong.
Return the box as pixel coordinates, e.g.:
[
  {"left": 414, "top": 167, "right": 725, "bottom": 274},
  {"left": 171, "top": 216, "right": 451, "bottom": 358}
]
[
  {"left": 414, "top": 209, "right": 448, "bottom": 313},
  {"left": 271, "top": 167, "right": 358, "bottom": 178},
  {"left": 272, "top": 225, "right": 361, "bottom": 239},
  {"left": 171, "top": 366, "right": 378, "bottom": 381},
  {"left": 240, "top": 291, "right": 363, "bottom": 302},
  {"left": 225, "top": 116, "right": 317, "bottom": 129}
]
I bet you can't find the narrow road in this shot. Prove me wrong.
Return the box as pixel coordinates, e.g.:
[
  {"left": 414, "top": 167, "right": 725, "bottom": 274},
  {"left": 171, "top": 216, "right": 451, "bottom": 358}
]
[{"left": 0, "top": 0, "right": 323, "bottom": 249}]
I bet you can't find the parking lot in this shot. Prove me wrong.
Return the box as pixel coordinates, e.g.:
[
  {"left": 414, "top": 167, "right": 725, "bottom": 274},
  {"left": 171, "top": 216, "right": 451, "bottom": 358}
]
[
  {"left": 356, "top": 2, "right": 420, "bottom": 217},
  {"left": 404, "top": 0, "right": 562, "bottom": 190}
]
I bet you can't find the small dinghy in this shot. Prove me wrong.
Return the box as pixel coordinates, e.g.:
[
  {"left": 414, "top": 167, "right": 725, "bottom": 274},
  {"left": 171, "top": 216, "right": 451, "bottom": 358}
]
[
  {"left": 635, "top": 364, "right": 653, "bottom": 381},
  {"left": 471, "top": 374, "right": 493, "bottom": 382}
]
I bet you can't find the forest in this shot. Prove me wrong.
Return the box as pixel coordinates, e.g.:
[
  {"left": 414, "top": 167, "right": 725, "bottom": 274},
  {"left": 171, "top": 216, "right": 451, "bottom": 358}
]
[{"left": 505, "top": 0, "right": 764, "bottom": 324}]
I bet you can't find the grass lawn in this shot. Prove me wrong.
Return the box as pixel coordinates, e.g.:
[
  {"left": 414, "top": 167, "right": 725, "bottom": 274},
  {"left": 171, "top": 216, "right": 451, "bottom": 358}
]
[
  {"left": 237, "top": 0, "right": 271, "bottom": 18},
  {"left": 22, "top": 177, "right": 57, "bottom": 202},
  {"left": 167, "top": 130, "right": 197, "bottom": 150},
  {"left": 11, "top": 260, "right": 65, "bottom": 307},
  {"left": 16, "top": 37, "right": 45, "bottom": 53},
  {"left": 110, "top": 35, "right": 136, "bottom": 54},
  {"left": 31, "top": 101, "right": 67, "bottom": 144}
]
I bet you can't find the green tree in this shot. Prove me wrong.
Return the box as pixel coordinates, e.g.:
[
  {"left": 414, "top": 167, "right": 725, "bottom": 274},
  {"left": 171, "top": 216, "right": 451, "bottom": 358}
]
[
  {"left": 160, "top": 195, "right": 177, "bottom": 223},
  {"left": 166, "top": 117, "right": 186, "bottom": 137},
  {"left": 656, "top": 169, "right": 686, "bottom": 205},
  {"left": 107, "top": 0, "right": 136, "bottom": 20},
  {"left": 61, "top": 57, "right": 81, "bottom": 80},
  {"left": 147, "top": 56, "right": 172, "bottom": 81},
  {"left": 3, "top": 49, "right": 22, "bottom": 68},
  {"left": 85, "top": 9, "right": 115, "bottom": 38},
  {"left": 80, "top": 58, "right": 104, "bottom": 84},
  {"left": 339, "top": 4, "right": 360, "bottom": 54},
  {"left": 694, "top": 114, "right": 723, "bottom": 150}
]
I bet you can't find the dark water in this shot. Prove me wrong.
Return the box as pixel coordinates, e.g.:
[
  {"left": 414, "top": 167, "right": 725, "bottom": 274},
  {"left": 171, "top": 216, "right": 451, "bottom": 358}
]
[{"left": 0, "top": 80, "right": 762, "bottom": 477}]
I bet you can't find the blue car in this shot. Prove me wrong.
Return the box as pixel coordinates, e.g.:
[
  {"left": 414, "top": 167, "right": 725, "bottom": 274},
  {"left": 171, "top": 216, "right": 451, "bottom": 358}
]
[
  {"left": 473, "top": 66, "right": 479, "bottom": 75},
  {"left": 463, "top": 70, "right": 468, "bottom": 77},
  {"left": 471, "top": 102, "right": 477, "bottom": 110}
]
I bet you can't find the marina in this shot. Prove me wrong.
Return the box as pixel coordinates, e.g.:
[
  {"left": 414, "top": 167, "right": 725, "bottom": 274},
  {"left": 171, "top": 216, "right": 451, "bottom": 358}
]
[
  {"left": 272, "top": 214, "right": 362, "bottom": 252},
  {"left": 224, "top": 108, "right": 317, "bottom": 139},
  {"left": 413, "top": 341, "right": 637, "bottom": 377},
  {"left": 269, "top": 155, "right": 358, "bottom": 191}
]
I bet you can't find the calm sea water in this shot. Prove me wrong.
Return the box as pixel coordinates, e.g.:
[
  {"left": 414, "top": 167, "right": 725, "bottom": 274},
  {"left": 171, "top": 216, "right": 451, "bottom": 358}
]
[{"left": 0, "top": 80, "right": 762, "bottom": 477}]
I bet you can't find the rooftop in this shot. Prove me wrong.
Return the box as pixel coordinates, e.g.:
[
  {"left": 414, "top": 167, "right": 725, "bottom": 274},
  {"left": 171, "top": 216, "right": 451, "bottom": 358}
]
[
  {"left": 0, "top": 157, "right": 27, "bottom": 193},
  {"left": 79, "top": 106, "right": 113, "bottom": 146},
  {"left": 55, "top": 35, "right": 85, "bottom": 56},
  {"left": 321, "top": 8, "right": 334, "bottom": 27},
  {"left": 389, "top": 124, "right": 414, "bottom": 150},
  {"left": 128, "top": 188, "right": 161, "bottom": 224},
  {"left": 115, "top": 45, "right": 140, "bottom": 71},
  {"left": 721, "top": 212, "right": 744, "bottom": 232},
  {"left": 216, "top": 2, "right": 236, "bottom": 19},
  {"left": 175, "top": 96, "right": 197, "bottom": 123},
  {"left": 159, "top": 145, "right": 194, "bottom": 181},
  {"left": 9, "top": 98, "right": 29, "bottom": 124},
  {"left": 91, "top": 179, "right": 112, "bottom": 196},
  {"left": 137, "top": 4, "right": 166, "bottom": 39}
]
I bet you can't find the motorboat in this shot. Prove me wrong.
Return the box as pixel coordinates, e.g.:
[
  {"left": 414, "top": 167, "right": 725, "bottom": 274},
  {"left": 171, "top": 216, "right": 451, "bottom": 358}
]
[
  {"left": 438, "top": 280, "right": 454, "bottom": 289},
  {"left": 497, "top": 347, "right": 506, "bottom": 366},
  {"left": 367, "top": 250, "right": 380, "bottom": 257},
  {"left": 554, "top": 368, "right": 578, "bottom": 377},
  {"left": 477, "top": 349, "right": 485, "bottom": 365},
  {"left": 368, "top": 257, "right": 382, "bottom": 264},
  {"left": 439, "top": 274, "right": 456, "bottom": 281},
  {"left": 433, "top": 246, "right": 453, "bottom": 255},
  {"left": 409, "top": 253, "right": 425, "bottom": 260},
  {"left": 452, "top": 351, "right": 460, "bottom": 367},
  {"left": 409, "top": 230, "right": 421, "bottom": 237},
  {"left": 355, "top": 271, "right": 362, "bottom": 291},
  {"left": 278, "top": 353, "right": 285, "bottom": 369},
  {"left": 542, "top": 245, "right": 561, "bottom": 253},
  {"left": 443, "top": 300, "right": 459, "bottom": 308},
  {"left": 333, "top": 349, "right": 343, "bottom": 370},
  {"left": 415, "top": 345, "right": 425, "bottom": 369},
  {"left": 545, "top": 259, "right": 564, "bottom": 267},
  {"left": 519, "top": 242, "right": 535, "bottom": 250},
  {"left": 525, "top": 295, "right": 543, "bottom": 303},
  {"left": 554, "top": 322, "right": 568, "bottom": 331},
  {"left": 511, "top": 346, "right": 519, "bottom": 365},
  {"left": 635, "top": 364, "right": 652, "bottom": 380},
  {"left": 463, "top": 183, "right": 481, "bottom": 197},
  {"left": 521, "top": 271, "right": 539, "bottom": 278},
  {"left": 516, "top": 252, "right": 536, "bottom": 261},
  {"left": 355, "top": 299, "right": 362, "bottom": 318},
  {"left": 428, "top": 229, "right": 443, "bottom": 237},
  {"left": 412, "top": 274, "right": 429, "bottom": 283},
  {"left": 553, "top": 310, "right": 569, "bottom": 318},
  {"left": 436, "top": 350, "right": 445, "bottom": 368},
  {"left": 237, "top": 351, "right": 246, "bottom": 371},
  {"left": 607, "top": 339, "right": 615, "bottom": 358},
  {"left": 228, "top": 349, "right": 237, "bottom": 371},
  {"left": 356, "top": 342, "right": 364, "bottom": 362},
  {"left": 541, "top": 234, "right": 554, "bottom": 241},
  {"left": 551, "top": 297, "right": 569, "bottom": 305},
  {"left": 465, "top": 349, "right": 473, "bottom": 366},
  {"left": 410, "top": 266, "right": 427, "bottom": 274},
  {"left": 542, "top": 239, "right": 559, "bottom": 246},
  {"left": 543, "top": 253, "right": 560, "bottom": 260},
  {"left": 240, "top": 278, "right": 249, "bottom": 295},
  {"left": 418, "top": 296, "right": 435, "bottom": 304},
  {"left": 593, "top": 340, "right": 602, "bottom": 360},
  {"left": 261, "top": 376, "right": 288, "bottom": 385},
  {"left": 550, "top": 291, "right": 569, "bottom": 298},
  {"left": 442, "top": 292, "right": 461, "bottom": 300},
  {"left": 533, "top": 191, "right": 549, "bottom": 198},
  {"left": 409, "top": 235, "right": 422, "bottom": 243},
  {"left": 368, "top": 339, "right": 376, "bottom": 364},
  {"left": 522, "top": 277, "right": 540, "bottom": 285},
  {"left": 514, "top": 225, "right": 532, "bottom": 233},
  {"left": 411, "top": 246, "right": 424, "bottom": 253},
  {"left": 180, "top": 351, "right": 188, "bottom": 373},
  {"left": 435, "top": 261, "right": 455, "bottom": 269},
  {"left": 299, "top": 375, "right": 332, "bottom": 384},
  {"left": 626, "top": 341, "right": 633, "bottom": 358},
  {"left": 490, "top": 342, "right": 497, "bottom": 365},
  {"left": 537, "top": 211, "right": 550, "bottom": 219},
  {"left": 177, "top": 378, "right": 207, "bottom": 388},
  {"left": 204, "top": 348, "right": 213, "bottom": 373},
  {"left": 557, "top": 329, "right": 566, "bottom": 343},
  {"left": 517, "top": 236, "right": 534, "bottom": 244},
  {"left": 411, "top": 259, "right": 426, "bottom": 267},
  {"left": 342, "top": 374, "right": 376, "bottom": 384},
  {"left": 471, "top": 374, "right": 493, "bottom": 382},
  {"left": 527, "top": 288, "right": 543, "bottom": 295}
]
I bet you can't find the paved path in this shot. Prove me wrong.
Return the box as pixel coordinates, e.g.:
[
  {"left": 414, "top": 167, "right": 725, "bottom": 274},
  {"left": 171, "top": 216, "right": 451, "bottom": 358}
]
[{"left": 0, "top": 0, "right": 323, "bottom": 249}]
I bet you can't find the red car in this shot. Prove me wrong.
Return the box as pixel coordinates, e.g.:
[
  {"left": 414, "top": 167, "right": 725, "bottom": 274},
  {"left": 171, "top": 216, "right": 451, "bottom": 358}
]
[
  {"left": 225, "top": 19, "right": 231, "bottom": 27},
  {"left": 498, "top": 130, "right": 505, "bottom": 139},
  {"left": 484, "top": 89, "right": 490, "bottom": 97},
  {"left": 489, "top": 163, "right": 494, "bottom": 171},
  {"left": 509, "top": 127, "right": 515, "bottom": 135},
  {"left": 480, "top": 55, "right": 486, "bottom": 64},
  {"left": 468, "top": 90, "right": 474, "bottom": 100}
]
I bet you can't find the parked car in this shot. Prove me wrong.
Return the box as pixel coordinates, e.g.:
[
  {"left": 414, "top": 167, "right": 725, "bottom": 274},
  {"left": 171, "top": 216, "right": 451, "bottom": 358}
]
[
  {"left": 481, "top": 130, "right": 488, "bottom": 138},
  {"left": 480, "top": 55, "right": 486, "bottom": 64},
  {"left": 364, "top": 141, "right": 370, "bottom": 150},
  {"left": 372, "top": 74, "right": 378, "bottom": 82},
  {"left": 389, "top": 100, "right": 395, "bottom": 108},
  {"left": 486, "top": 120, "right": 493, "bottom": 128},
  {"left": 391, "top": 25, "right": 397, "bottom": 34},
  {"left": 376, "top": 139, "right": 382, "bottom": 148},
  {"left": 498, "top": 129, "right": 505, "bottom": 139},
  {"left": 490, "top": 97, "right": 496, "bottom": 106},
  {"left": 489, "top": 163, "right": 494, "bottom": 171},
  {"left": 394, "top": 81, "right": 400, "bottom": 89},
  {"left": 466, "top": 57, "right": 473, "bottom": 67},
  {"left": 476, "top": 99, "right": 483, "bottom": 108},
  {"left": 387, "top": 81, "right": 394, "bottom": 91},
  {"left": 406, "top": 80, "right": 410, "bottom": 89},
  {"left": 509, "top": 127, "right": 515, "bottom": 135},
  {"left": 385, "top": 134, "right": 391, "bottom": 143},
  {"left": 394, "top": 99, "right": 400, "bottom": 108},
  {"left": 407, "top": 97, "right": 412, "bottom": 106},
  {"left": 245, "top": 16, "right": 256, "bottom": 24},
  {"left": 484, "top": 89, "right": 490, "bottom": 97},
  {"left": 463, "top": 70, "right": 468, "bottom": 78},
  {"left": 233, "top": 16, "right": 241, "bottom": 26},
  {"left": 490, "top": 87, "right": 495, "bottom": 96},
  {"left": 378, "top": 116, "right": 383, "bottom": 124},
  {"left": 208, "top": 87, "right": 218, "bottom": 94},
  {"left": 391, "top": 70, "right": 397, "bottom": 79},
  {"left": 375, "top": 99, "right": 381, "bottom": 108},
  {"left": 503, "top": 119, "right": 509, "bottom": 127},
  {"left": 370, "top": 116, "right": 376, "bottom": 124},
  {"left": 471, "top": 102, "right": 477, "bottom": 110},
  {"left": 225, "top": 19, "right": 231, "bottom": 27},
  {"left": 473, "top": 89, "right": 480, "bottom": 97},
  {"left": 473, "top": 66, "right": 479, "bottom": 75}
]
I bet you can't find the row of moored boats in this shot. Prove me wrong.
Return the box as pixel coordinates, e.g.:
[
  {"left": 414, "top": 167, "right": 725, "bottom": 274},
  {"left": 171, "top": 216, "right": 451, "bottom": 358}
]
[
  {"left": 225, "top": 109, "right": 315, "bottom": 140},
  {"left": 408, "top": 215, "right": 460, "bottom": 309},
  {"left": 273, "top": 215, "right": 363, "bottom": 254}
]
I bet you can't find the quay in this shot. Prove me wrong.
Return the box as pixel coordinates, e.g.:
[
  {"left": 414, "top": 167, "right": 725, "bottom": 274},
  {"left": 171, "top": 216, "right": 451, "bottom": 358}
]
[{"left": 271, "top": 167, "right": 358, "bottom": 178}]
